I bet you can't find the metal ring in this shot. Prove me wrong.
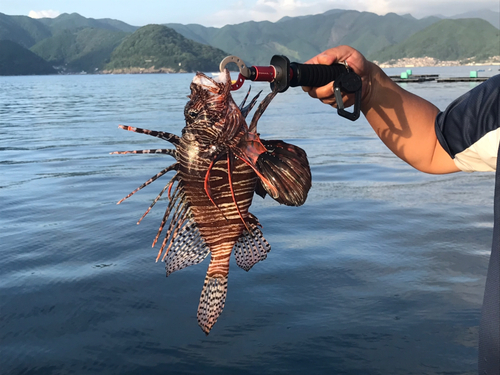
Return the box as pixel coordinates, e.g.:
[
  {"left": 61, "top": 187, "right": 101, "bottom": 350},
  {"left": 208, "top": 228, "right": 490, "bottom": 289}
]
[
  {"left": 340, "top": 60, "right": 350, "bottom": 72},
  {"left": 219, "top": 55, "right": 251, "bottom": 78}
]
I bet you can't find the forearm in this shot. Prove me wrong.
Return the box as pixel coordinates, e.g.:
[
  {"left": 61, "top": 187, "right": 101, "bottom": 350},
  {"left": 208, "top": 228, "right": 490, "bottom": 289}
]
[{"left": 362, "top": 63, "right": 459, "bottom": 174}]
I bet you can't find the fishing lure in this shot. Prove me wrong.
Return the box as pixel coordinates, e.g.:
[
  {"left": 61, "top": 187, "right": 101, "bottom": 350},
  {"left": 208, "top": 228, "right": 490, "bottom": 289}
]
[{"left": 112, "top": 70, "right": 311, "bottom": 333}]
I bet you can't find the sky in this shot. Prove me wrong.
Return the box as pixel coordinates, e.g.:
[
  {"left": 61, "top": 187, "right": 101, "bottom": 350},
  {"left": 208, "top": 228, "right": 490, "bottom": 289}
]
[{"left": 2, "top": 0, "right": 499, "bottom": 27}]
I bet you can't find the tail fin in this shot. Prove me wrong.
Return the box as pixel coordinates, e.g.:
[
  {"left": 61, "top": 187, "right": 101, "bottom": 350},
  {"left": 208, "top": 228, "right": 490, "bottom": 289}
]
[{"left": 197, "top": 275, "right": 228, "bottom": 334}]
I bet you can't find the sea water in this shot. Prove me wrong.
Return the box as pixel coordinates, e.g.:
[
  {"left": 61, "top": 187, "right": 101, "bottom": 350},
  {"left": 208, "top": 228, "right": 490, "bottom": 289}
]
[{"left": 1, "top": 66, "right": 499, "bottom": 374}]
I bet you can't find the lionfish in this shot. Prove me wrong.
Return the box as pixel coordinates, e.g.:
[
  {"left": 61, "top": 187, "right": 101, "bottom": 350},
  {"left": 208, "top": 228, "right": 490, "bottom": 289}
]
[{"left": 112, "top": 70, "right": 311, "bottom": 334}]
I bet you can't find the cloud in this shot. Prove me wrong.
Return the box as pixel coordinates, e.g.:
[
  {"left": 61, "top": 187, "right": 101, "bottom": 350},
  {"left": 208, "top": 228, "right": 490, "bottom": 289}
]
[
  {"left": 207, "top": 0, "right": 326, "bottom": 26},
  {"left": 28, "top": 10, "right": 61, "bottom": 19},
  {"left": 201, "top": 0, "right": 499, "bottom": 27},
  {"left": 361, "top": 0, "right": 498, "bottom": 18},
  {"left": 204, "top": 0, "right": 388, "bottom": 26}
]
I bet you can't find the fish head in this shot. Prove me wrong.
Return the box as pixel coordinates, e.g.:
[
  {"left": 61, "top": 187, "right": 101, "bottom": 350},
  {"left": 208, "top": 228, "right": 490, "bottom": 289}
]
[{"left": 184, "top": 70, "right": 243, "bottom": 144}]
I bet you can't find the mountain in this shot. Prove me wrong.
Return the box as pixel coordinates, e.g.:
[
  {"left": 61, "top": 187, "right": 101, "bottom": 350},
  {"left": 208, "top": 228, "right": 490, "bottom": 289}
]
[
  {"left": 449, "top": 9, "right": 500, "bottom": 28},
  {"left": 30, "top": 28, "right": 129, "bottom": 73},
  {"left": 104, "top": 24, "right": 228, "bottom": 73},
  {"left": 370, "top": 18, "right": 500, "bottom": 63},
  {"left": 0, "top": 12, "right": 137, "bottom": 73},
  {"left": 166, "top": 10, "right": 441, "bottom": 65},
  {"left": 36, "top": 12, "right": 138, "bottom": 33},
  {"left": 0, "top": 12, "right": 52, "bottom": 48},
  {"left": 0, "top": 10, "right": 499, "bottom": 76},
  {"left": 0, "top": 40, "right": 56, "bottom": 75}
]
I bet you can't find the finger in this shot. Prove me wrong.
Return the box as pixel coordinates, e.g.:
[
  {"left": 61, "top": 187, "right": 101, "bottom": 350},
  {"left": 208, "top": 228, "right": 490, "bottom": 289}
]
[
  {"left": 321, "top": 98, "right": 337, "bottom": 108},
  {"left": 305, "top": 50, "right": 339, "bottom": 65},
  {"left": 306, "top": 88, "right": 318, "bottom": 99},
  {"left": 321, "top": 92, "right": 354, "bottom": 109},
  {"left": 335, "top": 93, "right": 355, "bottom": 108},
  {"left": 315, "top": 53, "right": 338, "bottom": 66},
  {"left": 311, "top": 83, "right": 335, "bottom": 100},
  {"left": 304, "top": 55, "right": 321, "bottom": 64}
]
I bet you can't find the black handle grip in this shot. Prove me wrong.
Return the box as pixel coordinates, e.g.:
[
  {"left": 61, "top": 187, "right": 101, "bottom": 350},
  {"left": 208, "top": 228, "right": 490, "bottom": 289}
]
[{"left": 290, "top": 62, "right": 347, "bottom": 88}]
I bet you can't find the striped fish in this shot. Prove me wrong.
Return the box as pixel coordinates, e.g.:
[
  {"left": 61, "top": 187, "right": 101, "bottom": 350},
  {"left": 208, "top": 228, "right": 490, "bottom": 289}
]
[{"left": 112, "top": 70, "right": 311, "bottom": 334}]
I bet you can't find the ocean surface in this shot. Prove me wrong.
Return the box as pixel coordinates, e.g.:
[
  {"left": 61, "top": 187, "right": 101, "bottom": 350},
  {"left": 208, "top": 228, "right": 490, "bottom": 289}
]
[{"left": 1, "top": 66, "right": 499, "bottom": 375}]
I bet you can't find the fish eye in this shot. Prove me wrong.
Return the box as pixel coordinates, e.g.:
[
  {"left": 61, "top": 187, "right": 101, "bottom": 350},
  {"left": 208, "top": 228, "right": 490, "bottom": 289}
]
[{"left": 186, "top": 109, "right": 198, "bottom": 119}]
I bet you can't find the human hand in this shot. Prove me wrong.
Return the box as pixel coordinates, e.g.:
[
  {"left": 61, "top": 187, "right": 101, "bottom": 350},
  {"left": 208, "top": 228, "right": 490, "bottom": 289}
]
[{"left": 302, "top": 45, "right": 374, "bottom": 109}]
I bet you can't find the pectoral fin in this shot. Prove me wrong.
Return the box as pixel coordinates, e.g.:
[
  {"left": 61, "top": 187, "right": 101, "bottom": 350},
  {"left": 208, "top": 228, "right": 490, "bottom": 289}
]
[
  {"left": 256, "top": 140, "right": 312, "bottom": 206},
  {"left": 235, "top": 87, "right": 311, "bottom": 205},
  {"left": 233, "top": 135, "right": 312, "bottom": 206},
  {"left": 231, "top": 133, "right": 280, "bottom": 199}
]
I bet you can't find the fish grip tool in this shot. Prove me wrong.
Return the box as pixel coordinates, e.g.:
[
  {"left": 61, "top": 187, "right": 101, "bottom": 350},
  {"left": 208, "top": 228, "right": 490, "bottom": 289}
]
[{"left": 220, "top": 55, "right": 362, "bottom": 121}]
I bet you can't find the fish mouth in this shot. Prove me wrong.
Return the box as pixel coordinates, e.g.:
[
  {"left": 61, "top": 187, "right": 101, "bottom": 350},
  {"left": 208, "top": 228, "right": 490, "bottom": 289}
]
[
  {"left": 191, "top": 69, "right": 231, "bottom": 99},
  {"left": 191, "top": 70, "right": 229, "bottom": 91}
]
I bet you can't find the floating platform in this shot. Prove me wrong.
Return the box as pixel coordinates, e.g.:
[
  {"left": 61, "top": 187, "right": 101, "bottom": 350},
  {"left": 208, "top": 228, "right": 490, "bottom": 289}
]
[
  {"left": 389, "top": 74, "right": 490, "bottom": 83},
  {"left": 436, "top": 77, "right": 489, "bottom": 82},
  {"left": 389, "top": 74, "right": 438, "bottom": 83},
  {"left": 391, "top": 77, "right": 436, "bottom": 82}
]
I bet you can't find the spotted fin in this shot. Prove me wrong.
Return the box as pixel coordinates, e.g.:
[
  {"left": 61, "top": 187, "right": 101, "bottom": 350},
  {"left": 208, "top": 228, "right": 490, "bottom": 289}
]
[
  {"left": 256, "top": 140, "right": 311, "bottom": 206},
  {"left": 234, "top": 223, "right": 271, "bottom": 271},
  {"left": 198, "top": 275, "right": 228, "bottom": 334},
  {"left": 164, "top": 218, "right": 210, "bottom": 277}
]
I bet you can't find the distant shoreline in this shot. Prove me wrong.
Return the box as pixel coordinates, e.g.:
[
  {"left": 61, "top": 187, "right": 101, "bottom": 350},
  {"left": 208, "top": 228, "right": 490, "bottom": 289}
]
[
  {"left": 4, "top": 60, "right": 500, "bottom": 77},
  {"left": 376, "top": 56, "right": 500, "bottom": 68},
  {"left": 100, "top": 67, "right": 183, "bottom": 74},
  {"left": 100, "top": 57, "right": 500, "bottom": 75}
]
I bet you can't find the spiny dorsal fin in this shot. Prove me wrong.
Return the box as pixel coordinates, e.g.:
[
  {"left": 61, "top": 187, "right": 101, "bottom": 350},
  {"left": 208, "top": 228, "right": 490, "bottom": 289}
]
[
  {"left": 164, "top": 218, "right": 210, "bottom": 277},
  {"left": 234, "top": 223, "right": 271, "bottom": 271},
  {"left": 239, "top": 88, "right": 262, "bottom": 118},
  {"left": 248, "top": 89, "right": 278, "bottom": 133},
  {"left": 198, "top": 275, "right": 228, "bottom": 334}
]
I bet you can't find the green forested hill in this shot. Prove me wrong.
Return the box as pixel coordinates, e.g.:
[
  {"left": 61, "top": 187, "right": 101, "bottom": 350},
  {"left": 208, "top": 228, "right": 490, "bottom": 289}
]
[
  {"left": 451, "top": 9, "right": 500, "bottom": 28},
  {"left": 0, "top": 12, "right": 52, "bottom": 48},
  {"left": 0, "top": 40, "right": 56, "bottom": 75},
  {"left": 0, "top": 12, "right": 137, "bottom": 73},
  {"left": 31, "top": 28, "right": 128, "bottom": 73},
  {"left": 104, "top": 24, "right": 227, "bottom": 73},
  {"left": 166, "top": 10, "right": 441, "bottom": 65},
  {"left": 37, "top": 12, "right": 138, "bottom": 33},
  {"left": 370, "top": 18, "right": 500, "bottom": 62}
]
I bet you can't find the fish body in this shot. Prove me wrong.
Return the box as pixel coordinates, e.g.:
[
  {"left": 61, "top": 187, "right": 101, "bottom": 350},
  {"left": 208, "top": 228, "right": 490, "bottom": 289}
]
[{"left": 113, "top": 70, "right": 311, "bottom": 333}]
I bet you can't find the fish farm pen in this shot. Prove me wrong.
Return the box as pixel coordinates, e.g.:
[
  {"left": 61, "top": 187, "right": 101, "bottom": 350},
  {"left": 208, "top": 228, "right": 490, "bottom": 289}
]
[{"left": 389, "top": 70, "right": 491, "bottom": 83}]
